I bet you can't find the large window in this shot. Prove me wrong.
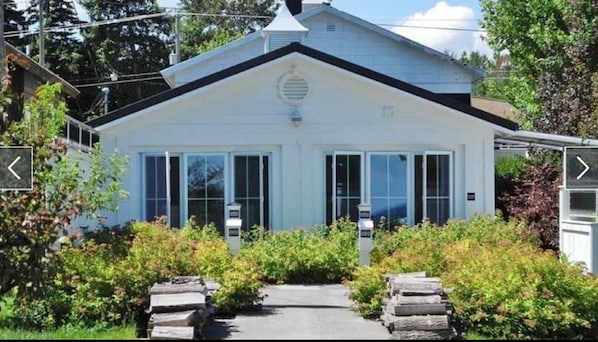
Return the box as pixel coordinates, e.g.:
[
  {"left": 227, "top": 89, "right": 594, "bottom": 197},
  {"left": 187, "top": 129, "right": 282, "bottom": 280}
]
[
  {"left": 233, "top": 155, "right": 270, "bottom": 231},
  {"left": 326, "top": 151, "right": 452, "bottom": 226},
  {"left": 187, "top": 155, "right": 226, "bottom": 233},
  {"left": 370, "top": 154, "right": 408, "bottom": 228}
]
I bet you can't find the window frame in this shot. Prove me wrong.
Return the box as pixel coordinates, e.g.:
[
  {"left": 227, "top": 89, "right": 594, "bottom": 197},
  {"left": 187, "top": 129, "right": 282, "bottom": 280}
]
[{"left": 231, "top": 152, "right": 272, "bottom": 230}]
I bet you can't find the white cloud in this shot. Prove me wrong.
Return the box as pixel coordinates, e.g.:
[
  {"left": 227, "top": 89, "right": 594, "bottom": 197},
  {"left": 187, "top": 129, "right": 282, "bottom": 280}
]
[{"left": 392, "top": 1, "right": 492, "bottom": 57}]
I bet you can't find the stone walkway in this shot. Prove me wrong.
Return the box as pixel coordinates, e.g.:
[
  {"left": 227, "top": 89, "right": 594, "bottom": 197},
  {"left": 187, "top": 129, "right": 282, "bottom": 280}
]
[{"left": 203, "top": 284, "right": 391, "bottom": 340}]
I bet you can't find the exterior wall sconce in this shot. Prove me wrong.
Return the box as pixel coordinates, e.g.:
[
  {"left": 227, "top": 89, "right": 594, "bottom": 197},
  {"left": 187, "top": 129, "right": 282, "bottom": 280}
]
[{"left": 291, "top": 108, "right": 302, "bottom": 127}]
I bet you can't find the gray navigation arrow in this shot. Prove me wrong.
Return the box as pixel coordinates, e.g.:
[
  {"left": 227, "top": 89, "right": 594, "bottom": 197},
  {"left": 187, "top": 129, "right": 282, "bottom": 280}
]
[
  {"left": 8, "top": 156, "right": 21, "bottom": 180},
  {"left": 577, "top": 156, "right": 590, "bottom": 180}
]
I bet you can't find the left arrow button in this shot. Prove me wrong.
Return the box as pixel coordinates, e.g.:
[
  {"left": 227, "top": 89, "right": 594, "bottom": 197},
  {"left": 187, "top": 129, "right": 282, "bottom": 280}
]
[{"left": 8, "top": 156, "right": 21, "bottom": 180}]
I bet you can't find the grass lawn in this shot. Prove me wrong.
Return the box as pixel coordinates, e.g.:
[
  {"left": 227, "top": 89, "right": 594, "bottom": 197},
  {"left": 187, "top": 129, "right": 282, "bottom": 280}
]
[
  {"left": 1, "top": 291, "right": 136, "bottom": 340},
  {"left": 0, "top": 325, "right": 136, "bottom": 340}
]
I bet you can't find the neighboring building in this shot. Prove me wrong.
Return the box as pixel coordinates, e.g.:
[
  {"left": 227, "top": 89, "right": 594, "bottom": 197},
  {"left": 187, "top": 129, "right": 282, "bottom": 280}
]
[
  {"left": 471, "top": 96, "right": 518, "bottom": 121},
  {"left": 85, "top": 0, "right": 594, "bottom": 233},
  {"left": 3, "top": 42, "right": 99, "bottom": 151}
]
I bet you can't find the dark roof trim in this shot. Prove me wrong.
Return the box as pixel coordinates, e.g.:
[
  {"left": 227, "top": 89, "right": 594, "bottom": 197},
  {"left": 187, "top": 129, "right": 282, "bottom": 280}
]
[
  {"left": 88, "top": 43, "right": 519, "bottom": 131},
  {"left": 5, "top": 42, "right": 80, "bottom": 98}
]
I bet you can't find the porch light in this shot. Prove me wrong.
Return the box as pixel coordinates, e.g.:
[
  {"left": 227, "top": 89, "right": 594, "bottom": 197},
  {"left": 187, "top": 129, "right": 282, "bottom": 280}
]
[{"left": 290, "top": 108, "right": 302, "bottom": 127}]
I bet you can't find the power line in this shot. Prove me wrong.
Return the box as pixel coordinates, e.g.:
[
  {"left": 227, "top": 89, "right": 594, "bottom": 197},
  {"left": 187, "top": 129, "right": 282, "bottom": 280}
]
[
  {"left": 4, "top": 12, "right": 169, "bottom": 38},
  {"left": 377, "top": 23, "right": 485, "bottom": 32},
  {"left": 75, "top": 76, "right": 165, "bottom": 88},
  {"left": 68, "top": 71, "right": 162, "bottom": 84},
  {"left": 4, "top": 10, "right": 487, "bottom": 38}
]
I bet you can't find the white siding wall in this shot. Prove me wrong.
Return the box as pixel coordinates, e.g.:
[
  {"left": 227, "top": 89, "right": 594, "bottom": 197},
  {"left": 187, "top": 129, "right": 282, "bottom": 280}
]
[
  {"left": 171, "top": 12, "right": 473, "bottom": 93},
  {"left": 103, "top": 56, "right": 493, "bottom": 229}
]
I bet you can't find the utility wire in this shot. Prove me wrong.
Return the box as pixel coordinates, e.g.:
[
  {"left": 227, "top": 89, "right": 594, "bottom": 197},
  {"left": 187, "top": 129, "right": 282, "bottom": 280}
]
[
  {"left": 4, "top": 11, "right": 487, "bottom": 38},
  {"left": 75, "top": 76, "right": 165, "bottom": 88}
]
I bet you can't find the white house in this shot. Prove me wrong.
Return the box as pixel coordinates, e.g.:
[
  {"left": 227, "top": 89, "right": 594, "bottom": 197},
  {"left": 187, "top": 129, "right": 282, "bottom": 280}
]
[{"left": 86, "top": 0, "right": 572, "bottom": 233}]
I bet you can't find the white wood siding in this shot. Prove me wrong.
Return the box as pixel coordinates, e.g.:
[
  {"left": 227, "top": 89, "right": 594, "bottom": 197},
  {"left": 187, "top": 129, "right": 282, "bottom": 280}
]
[
  {"left": 103, "top": 56, "right": 493, "bottom": 229},
  {"left": 170, "top": 12, "right": 473, "bottom": 94}
]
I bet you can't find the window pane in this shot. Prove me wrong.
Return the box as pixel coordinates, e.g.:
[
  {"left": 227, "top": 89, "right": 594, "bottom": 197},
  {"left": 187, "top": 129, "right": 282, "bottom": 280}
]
[
  {"left": 146, "top": 156, "right": 156, "bottom": 198},
  {"left": 157, "top": 200, "right": 167, "bottom": 219},
  {"left": 156, "top": 156, "right": 166, "bottom": 198},
  {"left": 188, "top": 199, "right": 206, "bottom": 226},
  {"left": 348, "top": 198, "right": 360, "bottom": 222},
  {"left": 206, "top": 156, "right": 225, "bottom": 198},
  {"left": 348, "top": 155, "right": 361, "bottom": 197},
  {"left": 247, "top": 156, "right": 260, "bottom": 198},
  {"left": 335, "top": 155, "right": 348, "bottom": 197},
  {"left": 336, "top": 198, "right": 347, "bottom": 220},
  {"left": 170, "top": 157, "right": 181, "bottom": 228},
  {"left": 426, "top": 199, "right": 438, "bottom": 225},
  {"left": 326, "top": 155, "right": 333, "bottom": 224},
  {"left": 234, "top": 156, "right": 247, "bottom": 198},
  {"left": 389, "top": 198, "right": 408, "bottom": 227},
  {"left": 244, "top": 199, "right": 261, "bottom": 231},
  {"left": 145, "top": 200, "right": 156, "bottom": 221},
  {"left": 188, "top": 156, "right": 206, "bottom": 198},
  {"left": 371, "top": 155, "right": 388, "bottom": 197},
  {"left": 263, "top": 156, "right": 270, "bottom": 229},
  {"left": 207, "top": 200, "right": 225, "bottom": 234},
  {"left": 438, "top": 199, "right": 450, "bottom": 225},
  {"left": 372, "top": 197, "right": 389, "bottom": 225},
  {"left": 438, "top": 155, "right": 450, "bottom": 197},
  {"left": 426, "top": 155, "right": 438, "bottom": 197},
  {"left": 389, "top": 155, "right": 408, "bottom": 197}
]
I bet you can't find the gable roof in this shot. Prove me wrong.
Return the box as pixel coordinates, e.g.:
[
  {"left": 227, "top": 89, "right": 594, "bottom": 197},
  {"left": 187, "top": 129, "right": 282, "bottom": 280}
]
[
  {"left": 5, "top": 42, "right": 80, "bottom": 98},
  {"left": 88, "top": 43, "right": 518, "bottom": 131},
  {"left": 160, "top": 4, "right": 484, "bottom": 83}
]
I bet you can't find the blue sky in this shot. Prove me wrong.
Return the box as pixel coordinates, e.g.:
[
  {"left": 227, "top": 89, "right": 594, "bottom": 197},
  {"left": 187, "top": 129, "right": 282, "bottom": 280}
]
[{"left": 157, "top": 0, "right": 491, "bottom": 56}]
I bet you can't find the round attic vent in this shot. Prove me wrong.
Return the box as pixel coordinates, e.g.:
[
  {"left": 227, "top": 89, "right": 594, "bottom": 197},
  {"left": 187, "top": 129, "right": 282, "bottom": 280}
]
[{"left": 278, "top": 72, "right": 309, "bottom": 105}]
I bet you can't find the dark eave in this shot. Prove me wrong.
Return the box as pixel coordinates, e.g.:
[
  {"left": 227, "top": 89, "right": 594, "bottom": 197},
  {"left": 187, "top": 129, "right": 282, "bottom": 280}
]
[{"left": 87, "top": 43, "right": 519, "bottom": 131}]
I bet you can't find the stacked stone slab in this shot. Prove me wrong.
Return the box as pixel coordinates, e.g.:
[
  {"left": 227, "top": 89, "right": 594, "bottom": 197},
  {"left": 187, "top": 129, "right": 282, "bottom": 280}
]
[
  {"left": 380, "top": 271, "right": 458, "bottom": 340},
  {"left": 147, "top": 276, "right": 220, "bottom": 340}
]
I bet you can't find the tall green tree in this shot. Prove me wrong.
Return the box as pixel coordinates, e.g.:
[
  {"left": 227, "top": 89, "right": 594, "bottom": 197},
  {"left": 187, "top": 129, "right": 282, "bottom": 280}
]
[
  {"left": 179, "top": 0, "right": 276, "bottom": 59},
  {"left": 78, "top": 0, "right": 171, "bottom": 118},
  {"left": 480, "top": 0, "right": 597, "bottom": 133},
  {"left": 535, "top": 0, "right": 598, "bottom": 137},
  {"left": 4, "top": 0, "right": 28, "bottom": 50},
  {"left": 26, "top": 0, "right": 84, "bottom": 78}
]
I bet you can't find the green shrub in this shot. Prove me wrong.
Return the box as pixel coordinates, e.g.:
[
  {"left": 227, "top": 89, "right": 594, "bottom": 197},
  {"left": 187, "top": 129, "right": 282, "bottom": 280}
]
[
  {"left": 241, "top": 217, "right": 358, "bottom": 284},
  {"left": 371, "top": 214, "right": 534, "bottom": 264},
  {"left": 348, "top": 215, "right": 598, "bottom": 339},
  {"left": 443, "top": 241, "right": 598, "bottom": 340},
  {"left": 12, "top": 220, "right": 264, "bottom": 330},
  {"left": 345, "top": 266, "right": 386, "bottom": 317}
]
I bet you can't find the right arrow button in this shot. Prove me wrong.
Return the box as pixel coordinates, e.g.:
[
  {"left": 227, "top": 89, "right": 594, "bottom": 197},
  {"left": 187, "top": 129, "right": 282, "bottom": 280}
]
[{"left": 577, "top": 156, "right": 590, "bottom": 180}]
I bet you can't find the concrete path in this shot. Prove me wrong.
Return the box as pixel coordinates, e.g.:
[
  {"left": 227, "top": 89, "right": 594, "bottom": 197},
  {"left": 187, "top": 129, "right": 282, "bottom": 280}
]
[{"left": 203, "top": 284, "right": 391, "bottom": 340}]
